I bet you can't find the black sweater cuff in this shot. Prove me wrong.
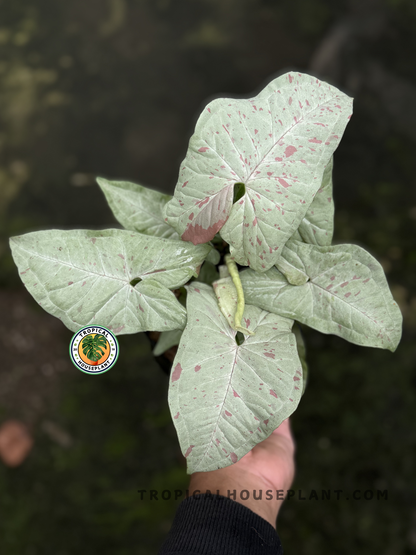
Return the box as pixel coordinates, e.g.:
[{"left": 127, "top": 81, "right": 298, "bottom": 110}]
[{"left": 158, "top": 494, "right": 283, "bottom": 555}]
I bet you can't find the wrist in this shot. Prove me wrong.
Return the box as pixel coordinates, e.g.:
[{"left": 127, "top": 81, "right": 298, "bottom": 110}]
[{"left": 187, "top": 471, "right": 282, "bottom": 528}]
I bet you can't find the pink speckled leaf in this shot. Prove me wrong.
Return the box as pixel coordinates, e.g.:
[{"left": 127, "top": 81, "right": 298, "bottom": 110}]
[
  {"left": 241, "top": 243, "right": 402, "bottom": 351},
  {"left": 10, "top": 229, "right": 211, "bottom": 334},
  {"left": 97, "top": 178, "right": 180, "bottom": 239},
  {"left": 275, "top": 155, "right": 334, "bottom": 282},
  {"left": 297, "top": 155, "right": 334, "bottom": 245},
  {"left": 168, "top": 283, "right": 303, "bottom": 473},
  {"left": 164, "top": 72, "right": 352, "bottom": 271}
]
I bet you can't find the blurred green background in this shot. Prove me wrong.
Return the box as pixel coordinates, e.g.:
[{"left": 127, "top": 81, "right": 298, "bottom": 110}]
[{"left": 0, "top": 0, "right": 415, "bottom": 553}]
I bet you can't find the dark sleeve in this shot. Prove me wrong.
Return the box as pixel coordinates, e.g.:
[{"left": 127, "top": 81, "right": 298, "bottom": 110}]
[{"left": 158, "top": 494, "right": 283, "bottom": 555}]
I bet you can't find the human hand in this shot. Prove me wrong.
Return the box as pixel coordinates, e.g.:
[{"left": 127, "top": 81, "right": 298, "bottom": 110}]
[{"left": 187, "top": 418, "right": 295, "bottom": 528}]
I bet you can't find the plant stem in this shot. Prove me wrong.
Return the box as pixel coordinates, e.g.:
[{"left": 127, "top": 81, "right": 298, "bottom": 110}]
[{"left": 224, "top": 254, "right": 245, "bottom": 331}]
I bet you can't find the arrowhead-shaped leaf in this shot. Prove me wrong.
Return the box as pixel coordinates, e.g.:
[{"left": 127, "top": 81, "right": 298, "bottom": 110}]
[
  {"left": 97, "top": 178, "right": 180, "bottom": 239},
  {"left": 10, "top": 229, "right": 211, "bottom": 334},
  {"left": 297, "top": 156, "right": 334, "bottom": 245},
  {"left": 168, "top": 283, "right": 303, "bottom": 473},
  {"left": 164, "top": 72, "right": 352, "bottom": 271},
  {"left": 278, "top": 158, "right": 334, "bottom": 282},
  {"left": 240, "top": 243, "right": 402, "bottom": 351}
]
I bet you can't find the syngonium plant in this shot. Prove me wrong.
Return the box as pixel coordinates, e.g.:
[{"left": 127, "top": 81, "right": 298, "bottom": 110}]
[{"left": 10, "top": 72, "right": 402, "bottom": 473}]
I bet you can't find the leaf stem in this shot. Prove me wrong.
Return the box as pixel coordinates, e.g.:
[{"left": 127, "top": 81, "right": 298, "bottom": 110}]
[{"left": 224, "top": 254, "right": 245, "bottom": 330}]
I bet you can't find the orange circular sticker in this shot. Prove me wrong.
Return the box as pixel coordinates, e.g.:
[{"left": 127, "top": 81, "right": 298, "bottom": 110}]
[{"left": 69, "top": 326, "right": 119, "bottom": 374}]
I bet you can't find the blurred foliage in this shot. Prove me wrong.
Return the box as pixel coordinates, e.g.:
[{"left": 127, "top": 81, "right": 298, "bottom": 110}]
[
  {"left": 0, "top": 333, "right": 188, "bottom": 555},
  {"left": 0, "top": 0, "right": 415, "bottom": 553}
]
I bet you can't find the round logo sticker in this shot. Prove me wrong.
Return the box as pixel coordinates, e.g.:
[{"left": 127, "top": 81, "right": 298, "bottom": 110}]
[{"left": 69, "top": 326, "right": 119, "bottom": 374}]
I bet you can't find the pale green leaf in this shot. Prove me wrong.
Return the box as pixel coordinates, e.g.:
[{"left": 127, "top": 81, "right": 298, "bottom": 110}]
[
  {"left": 206, "top": 248, "right": 221, "bottom": 265},
  {"left": 153, "top": 329, "right": 183, "bottom": 357},
  {"left": 10, "top": 229, "right": 211, "bottom": 334},
  {"left": 164, "top": 72, "right": 352, "bottom": 271},
  {"left": 168, "top": 283, "right": 303, "bottom": 473},
  {"left": 297, "top": 155, "right": 334, "bottom": 245},
  {"left": 275, "top": 224, "right": 343, "bottom": 284},
  {"left": 97, "top": 177, "right": 180, "bottom": 239},
  {"left": 240, "top": 243, "right": 402, "bottom": 351}
]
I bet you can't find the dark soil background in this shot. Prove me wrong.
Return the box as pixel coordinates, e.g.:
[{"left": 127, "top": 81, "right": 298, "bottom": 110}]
[{"left": 0, "top": 0, "right": 415, "bottom": 553}]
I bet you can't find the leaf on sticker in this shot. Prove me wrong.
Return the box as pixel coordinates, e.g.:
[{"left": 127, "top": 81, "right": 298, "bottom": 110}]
[
  {"left": 240, "top": 243, "right": 402, "bottom": 351},
  {"left": 297, "top": 155, "right": 334, "bottom": 246},
  {"left": 153, "top": 329, "right": 183, "bottom": 357},
  {"left": 213, "top": 276, "right": 253, "bottom": 335},
  {"left": 168, "top": 283, "right": 303, "bottom": 473},
  {"left": 164, "top": 72, "right": 352, "bottom": 271},
  {"left": 81, "top": 333, "right": 107, "bottom": 362},
  {"left": 10, "top": 229, "right": 211, "bottom": 334},
  {"left": 97, "top": 178, "right": 180, "bottom": 239}
]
